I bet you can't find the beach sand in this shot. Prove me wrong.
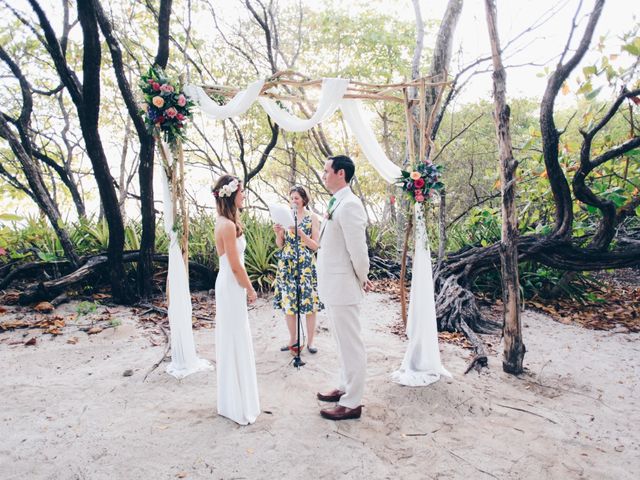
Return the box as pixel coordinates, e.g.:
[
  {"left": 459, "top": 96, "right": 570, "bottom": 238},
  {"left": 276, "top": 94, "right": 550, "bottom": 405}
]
[{"left": 1, "top": 291, "right": 638, "bottom": 479}]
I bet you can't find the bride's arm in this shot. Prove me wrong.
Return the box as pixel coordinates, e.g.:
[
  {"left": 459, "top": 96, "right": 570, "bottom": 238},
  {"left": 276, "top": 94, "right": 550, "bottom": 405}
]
[{"left": 220, "top": 222, "right": 257, "bottom": 301}]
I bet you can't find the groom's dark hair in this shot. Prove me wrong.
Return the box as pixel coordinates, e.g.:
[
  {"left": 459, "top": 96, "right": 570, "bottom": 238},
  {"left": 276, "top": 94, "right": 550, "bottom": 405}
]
[{"left": 328, "top": 155, "right": 355, "bottom": 182}]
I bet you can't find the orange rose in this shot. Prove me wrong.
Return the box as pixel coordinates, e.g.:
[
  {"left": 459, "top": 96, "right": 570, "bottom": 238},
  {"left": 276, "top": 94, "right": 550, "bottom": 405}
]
[
  {"left": 410, "top": 171, "right": 421, "bottom": 180},
  {"left": 152, "top": 96, "right": 165, "bottom": 108}
]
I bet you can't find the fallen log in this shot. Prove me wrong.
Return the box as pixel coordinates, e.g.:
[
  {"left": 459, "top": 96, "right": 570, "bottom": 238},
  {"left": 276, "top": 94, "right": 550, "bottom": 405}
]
[{"left": 13, "top": 252, "right": 215, "bottom": 304}]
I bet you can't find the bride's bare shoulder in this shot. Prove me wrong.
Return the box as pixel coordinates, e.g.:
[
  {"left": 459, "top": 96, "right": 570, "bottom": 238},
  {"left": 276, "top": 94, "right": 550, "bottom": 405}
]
[{"left": 215, "top": 217, "right": 234, "bottom": 233}]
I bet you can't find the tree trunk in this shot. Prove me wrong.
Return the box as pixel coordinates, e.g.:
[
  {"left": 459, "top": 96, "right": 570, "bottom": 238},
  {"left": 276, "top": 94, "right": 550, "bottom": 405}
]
[
  {"left": 0, "top": 116, "right": 80, "bottom": 269},
  {"left": 93, "top": 0, "right": 173, "bottom": 299},
  {"left": 485, "top": 0, "right": 525, "bottom": 375},
  {"left": 76, "top": 0, "right": 130, "bottom": 303},
  {"left": 539, "top": 0, "right": 605, "bottom": 239}
]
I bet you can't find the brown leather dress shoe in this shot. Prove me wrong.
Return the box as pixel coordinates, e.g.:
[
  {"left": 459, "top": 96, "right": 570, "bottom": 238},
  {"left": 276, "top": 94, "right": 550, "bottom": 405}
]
[
  {"left": 320, "top": 405, "right": 362, "bottom": 420},
  {"left": 316, "top": 389, "right": 345, "bottom": 402}
]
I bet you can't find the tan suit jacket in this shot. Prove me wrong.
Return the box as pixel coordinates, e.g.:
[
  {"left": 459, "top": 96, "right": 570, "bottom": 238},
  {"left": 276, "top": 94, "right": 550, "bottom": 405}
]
[{"left": 317, "top": 188, "right": 369, "bottom": 305}]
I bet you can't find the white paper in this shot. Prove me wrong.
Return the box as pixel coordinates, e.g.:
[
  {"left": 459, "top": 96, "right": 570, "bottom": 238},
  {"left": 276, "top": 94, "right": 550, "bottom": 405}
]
[{"left": 268, "top": 203, "right": 294, "bottom": 228}]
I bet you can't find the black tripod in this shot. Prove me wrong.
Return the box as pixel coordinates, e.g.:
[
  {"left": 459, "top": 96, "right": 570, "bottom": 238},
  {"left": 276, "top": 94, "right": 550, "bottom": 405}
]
[{"left": 292, "top": 208, "right": 305, "bottom": 368}]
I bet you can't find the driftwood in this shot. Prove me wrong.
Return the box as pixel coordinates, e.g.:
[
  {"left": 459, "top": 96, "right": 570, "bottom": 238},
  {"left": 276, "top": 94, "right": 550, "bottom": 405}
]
[{"left": 8, "top": 252, "right": 215, "bottom": 305}]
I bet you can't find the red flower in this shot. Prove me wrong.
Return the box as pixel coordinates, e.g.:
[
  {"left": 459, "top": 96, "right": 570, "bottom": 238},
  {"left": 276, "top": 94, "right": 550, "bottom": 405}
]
[
  {"left": 390, "top": 195, "right": 396, "bottom": 205},
  {"left": 156, "top": 115, "right": 165, "bottom": 124},
  {"left": 414, "top": 177, "right": 425, "bottom": 189},
  {"left": 176, "top": 113, "right": 185, "bottom": 121},
  {"left": 152, "top": 82, "right": 161, "bottom": 91}
]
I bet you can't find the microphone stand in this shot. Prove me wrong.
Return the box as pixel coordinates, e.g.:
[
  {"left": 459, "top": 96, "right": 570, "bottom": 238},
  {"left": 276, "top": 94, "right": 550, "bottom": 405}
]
[{"left": 292, "top": 207, "right": 305, "bottom": 368}]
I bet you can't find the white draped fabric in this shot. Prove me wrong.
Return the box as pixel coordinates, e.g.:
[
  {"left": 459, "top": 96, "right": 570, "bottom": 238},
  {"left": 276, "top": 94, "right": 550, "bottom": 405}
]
[
  {"left": 390, "top": 204, "right": 451, "bottom": 385},
  {"left": 159, "top": 146, "right": 212, "bottom": 379},
  {"left": 257, "top": 78, "right": 349, "bottom": 132},
  {"left": 340, "top": 100, "right": 401, "bottom": 183},
  {"left": 184, "top": 79, "right": 265, "bottom": 120},
  {"left": 183, "top": 77, "right": 449, "bottom": 386}
]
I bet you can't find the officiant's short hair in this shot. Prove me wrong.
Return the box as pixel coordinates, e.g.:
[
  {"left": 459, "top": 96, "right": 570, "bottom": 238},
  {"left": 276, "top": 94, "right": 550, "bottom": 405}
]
[{"left": 328, "top": 155, "right": 355, "bottom": 182}]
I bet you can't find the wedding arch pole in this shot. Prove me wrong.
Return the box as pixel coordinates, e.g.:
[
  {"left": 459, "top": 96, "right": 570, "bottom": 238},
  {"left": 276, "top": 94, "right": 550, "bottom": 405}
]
[{"left": 155, "top": 137, "right": 211, "bottom": 379}]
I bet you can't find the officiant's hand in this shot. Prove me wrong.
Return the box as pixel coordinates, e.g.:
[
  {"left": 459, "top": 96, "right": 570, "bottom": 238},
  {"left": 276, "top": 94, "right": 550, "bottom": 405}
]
[
  {"left": 363, "top": 279, "right": 374, "bottom": 292},
  {"left": 289, "top": 227, "right": 307, "bottom": 240}
]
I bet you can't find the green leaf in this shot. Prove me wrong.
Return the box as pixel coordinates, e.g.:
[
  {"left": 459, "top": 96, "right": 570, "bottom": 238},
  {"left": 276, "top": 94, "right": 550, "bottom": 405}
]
[
  {"left": 585, "top": 85, "right": 603, "bottom": 100},
  {"left": 0, "top": 213, "right": 23, "bottom": 222}
]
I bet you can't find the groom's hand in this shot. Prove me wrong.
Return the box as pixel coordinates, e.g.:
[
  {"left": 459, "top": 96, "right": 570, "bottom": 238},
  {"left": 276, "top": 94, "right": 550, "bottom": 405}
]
[{"left": 363, "top": 279, "right": 374, "bottom": 292}]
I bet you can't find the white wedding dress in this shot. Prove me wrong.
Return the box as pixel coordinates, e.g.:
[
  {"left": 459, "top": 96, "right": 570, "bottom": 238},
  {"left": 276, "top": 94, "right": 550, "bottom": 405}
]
[{"left": 215, "top": 235, "right": 260, "bottom": 425}]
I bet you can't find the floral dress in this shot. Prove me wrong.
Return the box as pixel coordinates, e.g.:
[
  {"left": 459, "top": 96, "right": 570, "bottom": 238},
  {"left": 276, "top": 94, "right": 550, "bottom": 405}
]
[{"left": 273, "top": 214, "right": 324, "bottom": 315}]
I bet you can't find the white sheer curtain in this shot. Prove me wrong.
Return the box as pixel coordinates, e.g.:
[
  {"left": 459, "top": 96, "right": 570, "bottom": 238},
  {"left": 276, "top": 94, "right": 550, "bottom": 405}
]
[
  {"left": 339, "top": 100, "right": 401, "bottom": 183},
  {"left": 184, "top": 79, "right": 264, "bottom": 120},
  {"left": 257, "top": 78, "right": 349, "bottom": 131},
  {"left": 185, "top": 77, "right": 449, "bottom": 386},
  {"left": 159, "top": 144, "right": 212, "bottom": 379},
  {"left": 390, "top": 204, "right": 451, "bottom": 385}
]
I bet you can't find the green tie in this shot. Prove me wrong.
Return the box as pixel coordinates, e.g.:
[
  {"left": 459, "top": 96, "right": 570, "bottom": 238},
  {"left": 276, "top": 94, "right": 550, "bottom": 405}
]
[{"left": 328, "top": 196, "right": 336, "bottom": 212}]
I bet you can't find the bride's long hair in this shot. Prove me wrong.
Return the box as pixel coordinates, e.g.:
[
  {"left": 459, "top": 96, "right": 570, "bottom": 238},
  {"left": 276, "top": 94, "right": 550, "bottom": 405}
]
[{"left": 213, "top": 175, "right": 243, "bottom": 237}]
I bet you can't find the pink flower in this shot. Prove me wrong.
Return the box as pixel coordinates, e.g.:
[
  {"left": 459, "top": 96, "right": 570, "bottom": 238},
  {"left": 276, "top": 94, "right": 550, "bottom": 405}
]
[
  {"left": 165, "top": 107, "right": 177, "bottom": 118},
  {"left": 160, "top": 83, "right": 174, "bottom": 93},
  {"left": 176, "top": 113, "right": 185, "bottom": 121},
  {"left": 152, "top": 96, "right": 165, "bottom": 108},
  {"left": 0, "top": 247, "right": 6, "bottom": 256},
  {"left": 410, "top": 171, "right": 421, "bottom": 180},
  {"left": 152, "top": 82, "right": 160, "bottom": 91},
  {"left": 147, "top": 79, "right": 154, "bottom": 84},
  {"left": 415, "top": 193, "right": 425, "bottom": 203},
  {"left": 414, "top": 178, "right": 425, "bottom": 189},
  {"left": 177, "top": 94, "right": 187, "bottom": 107}
]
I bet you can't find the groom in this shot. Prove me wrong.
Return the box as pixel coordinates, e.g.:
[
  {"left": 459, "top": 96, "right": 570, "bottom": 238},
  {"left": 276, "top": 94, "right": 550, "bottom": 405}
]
[{"left": 316, "top": 155, "right": 372, "bottom": 421}]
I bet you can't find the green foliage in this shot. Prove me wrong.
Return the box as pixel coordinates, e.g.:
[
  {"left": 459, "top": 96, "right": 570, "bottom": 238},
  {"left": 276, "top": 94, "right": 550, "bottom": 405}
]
[
  {"left": 368, "top": 222, "right": 396, "bottom": 258},
  {"left": 188, "top": 214, "right": 218, "bottom": 272},
  {"left": 473, "top": 263, "right": 600, "bottom": 304},
  {"left": 241, "top": 214, "right": 278, "bottom": 291},
  {"left": 76, "top": 301, "right": 98, "bottom": 317}
]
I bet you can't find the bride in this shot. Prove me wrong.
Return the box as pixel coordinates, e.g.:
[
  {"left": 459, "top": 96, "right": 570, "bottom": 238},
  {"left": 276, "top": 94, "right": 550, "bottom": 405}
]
[{"left": 213, "top": 175, "right": 260, "bottom": 425}]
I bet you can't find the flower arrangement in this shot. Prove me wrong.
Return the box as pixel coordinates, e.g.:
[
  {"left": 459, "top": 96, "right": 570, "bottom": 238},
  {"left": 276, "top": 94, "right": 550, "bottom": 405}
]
[
  {"left": 139, "top": 66, "right": 194, "bottom": 145},
  {"left": 213, "top": 179, "right": 240, "bottom": 198},
  {"left": 397, "top": 161, "right": 443, "bottom": 203}
]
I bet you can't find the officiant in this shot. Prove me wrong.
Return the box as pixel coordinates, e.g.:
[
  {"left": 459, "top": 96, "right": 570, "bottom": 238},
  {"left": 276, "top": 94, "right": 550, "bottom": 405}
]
[{"left": 272, "top": 185, "right": 324, "bottom": 355}]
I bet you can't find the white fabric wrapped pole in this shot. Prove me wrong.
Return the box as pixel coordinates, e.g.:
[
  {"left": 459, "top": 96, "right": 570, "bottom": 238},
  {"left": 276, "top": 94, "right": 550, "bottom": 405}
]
[
  {"left": 184, "top": 79, "right": 264, "bottom": 120},
  {"left": 391, "top": 203, "right": 451, "bottom": 385},
  {"left": 158, "top": 146, "right": 211, "bottom": 379},
  {"left": 257, "top": 78, "right": 349, "bottom": 131},
  {"left": 339, "top": 99, "right": 449, "bottom": 385}
]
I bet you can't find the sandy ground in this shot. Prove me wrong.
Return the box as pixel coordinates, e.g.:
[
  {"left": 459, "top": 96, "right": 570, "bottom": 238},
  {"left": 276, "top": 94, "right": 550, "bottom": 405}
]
[{"left": 1, "top": 291, "right": 639, "bottom": 480}]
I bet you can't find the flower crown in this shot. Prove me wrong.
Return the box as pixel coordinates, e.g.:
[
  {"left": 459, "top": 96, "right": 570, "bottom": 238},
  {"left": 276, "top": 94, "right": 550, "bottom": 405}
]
[{"left": 213, "top": 179, "right": 239, "bottom": 198}]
